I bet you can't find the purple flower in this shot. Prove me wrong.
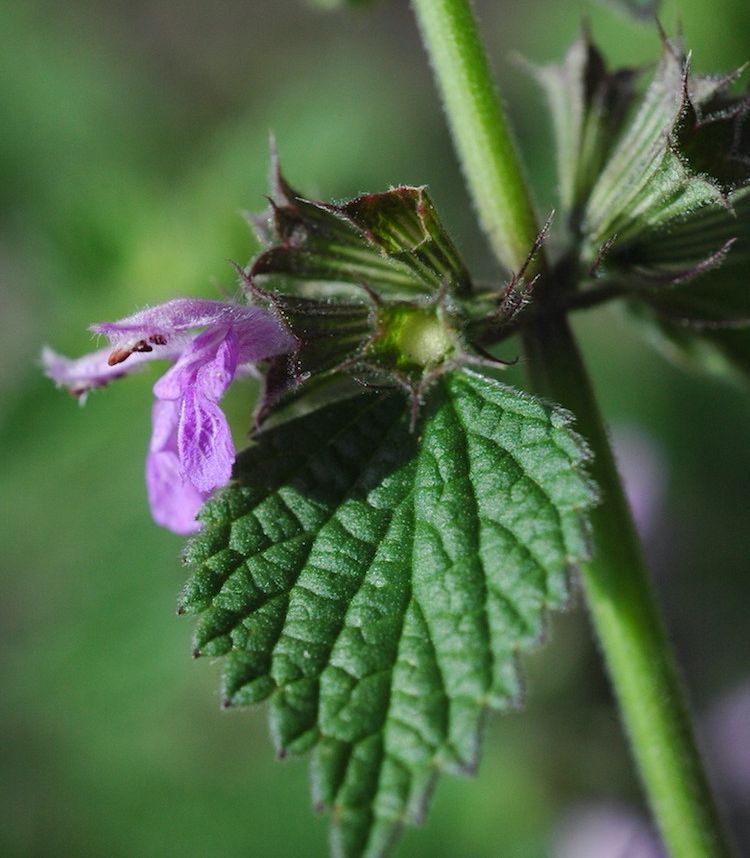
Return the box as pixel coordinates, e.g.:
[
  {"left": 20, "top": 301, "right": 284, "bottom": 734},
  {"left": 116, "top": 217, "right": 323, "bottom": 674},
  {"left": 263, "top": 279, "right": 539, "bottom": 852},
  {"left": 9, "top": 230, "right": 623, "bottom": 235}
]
[
  {"left": 554, "top": 803, "right": 665, "bottom": 858},
  {"left": 611, "top": 424, "right": 667, "bottom": 541},
  {"left": 43, "top": 298, "right": 295, "bottom": 534},
  {"left": 706, "top": 678, "right": 750, "bottom": 805}
]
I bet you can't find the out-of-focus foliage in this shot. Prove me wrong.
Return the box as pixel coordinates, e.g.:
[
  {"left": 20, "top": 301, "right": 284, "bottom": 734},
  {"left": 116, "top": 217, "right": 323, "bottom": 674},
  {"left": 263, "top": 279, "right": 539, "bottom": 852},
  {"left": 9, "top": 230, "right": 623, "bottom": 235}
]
[
  {"left": 596, "top": 0, "right": 661, "bottom": 21},
  {"left": 309, "top": 0, "right": 380, "bottom": 9},
  {"left": 2, "top": 1, "right": 750, "bottom": 856}
]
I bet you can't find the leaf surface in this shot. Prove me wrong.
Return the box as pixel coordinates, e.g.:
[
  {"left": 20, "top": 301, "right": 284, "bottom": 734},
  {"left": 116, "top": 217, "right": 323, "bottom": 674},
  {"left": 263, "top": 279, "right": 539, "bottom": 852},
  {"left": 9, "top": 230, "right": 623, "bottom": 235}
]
[{"left": 180, "top": 370, "right": 595, "bottom": 858}]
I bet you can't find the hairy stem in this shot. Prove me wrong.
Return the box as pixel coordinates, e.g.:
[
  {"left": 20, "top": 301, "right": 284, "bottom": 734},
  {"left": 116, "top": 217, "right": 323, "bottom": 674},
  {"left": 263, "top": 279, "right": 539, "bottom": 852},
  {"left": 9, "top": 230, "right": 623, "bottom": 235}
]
[
  {"left": 411, "top": 0, "right": 735, "bottom": 855},
  {"left": 523, "top": 314, "right": 734, "bottom": 858},
  {"left": 410, "top": 0, "right": 538, "bottom": 273}
]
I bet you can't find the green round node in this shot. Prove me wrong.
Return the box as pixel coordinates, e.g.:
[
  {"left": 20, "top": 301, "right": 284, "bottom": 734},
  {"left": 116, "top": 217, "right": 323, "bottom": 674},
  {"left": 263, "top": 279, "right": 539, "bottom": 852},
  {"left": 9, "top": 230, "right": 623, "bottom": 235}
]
[
  {"left": 396, "top": 308, "right": 455, "bottom": 367},
  {"left": 372, "top": 303, "right": 459, "bottom": 374}
]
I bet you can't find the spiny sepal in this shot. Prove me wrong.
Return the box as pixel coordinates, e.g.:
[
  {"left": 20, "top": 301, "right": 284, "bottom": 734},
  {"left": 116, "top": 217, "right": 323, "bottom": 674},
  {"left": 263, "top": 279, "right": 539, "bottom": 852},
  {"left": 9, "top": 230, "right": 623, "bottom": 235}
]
[
  {"left": 334, "top": 188, "right": 472, "bottom": 297},
  {"left": 255, "top": 283, "right": 474, "bottom": 430},
  {"left": 611, "top": 186, "right": 750, "bottom": 305},
  {"left": 621, "top": 187, "right": 750, "bottom": 379},
  {"left": 574, "top": 34, "right": 750, "bottom": 358},
  {"left": 581, "top": 34, "right": 750, "bottom": 270},
  {"left": 245, "top": 163, "right": 541, "bottom": 425},
  {"left": 250, "top": 163, "right": 471, "bottom": 301},
  {"left": 526, "top": 27, "right": 638, "bottom": 222}
]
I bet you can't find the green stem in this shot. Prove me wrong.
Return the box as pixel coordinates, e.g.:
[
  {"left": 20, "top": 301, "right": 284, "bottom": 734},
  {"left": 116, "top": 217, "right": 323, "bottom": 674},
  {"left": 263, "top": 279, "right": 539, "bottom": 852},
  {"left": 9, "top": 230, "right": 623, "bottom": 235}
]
[
  {"left": 411, "top": 0, "right": 538, "bottom": 273},
  {"left": 411, "top": 1, "right": 735, "bottom": 855},
  {"left": 523, "top": 315, "right": 734, "bottom": 858}
]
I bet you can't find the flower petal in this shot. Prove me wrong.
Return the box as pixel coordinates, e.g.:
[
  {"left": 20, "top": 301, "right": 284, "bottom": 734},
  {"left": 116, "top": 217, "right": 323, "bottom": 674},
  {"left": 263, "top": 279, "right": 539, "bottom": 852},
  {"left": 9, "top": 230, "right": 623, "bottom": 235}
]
[
  {"left": 41, "top": 344, "right": 181, "bottom": 400},
  {"left": 149, "top": 398, "right": 181, "bottom": 453},
  {"left": 46, "top": 296, "right": 294, "bottom": 532},
  {"left": 146, "top": 399, "right": 206, "bottom": 534},
  {"left": 92, "top": 298, "right": 294, "bottom": 356},
  {"left": 195, "top": 328, "right": 238, "bottom": 401},
  {"left": 152, "top": 328, "right": 225, "bottom": 401},
  {"left": 146, "top": 449, "right": 206, "bottom": 534},
  {"left": 177, "top": 387, "right": 235, "bottom": 492},
  {"left": 234, "top": 307, "right": 297, "bottom": 362}
]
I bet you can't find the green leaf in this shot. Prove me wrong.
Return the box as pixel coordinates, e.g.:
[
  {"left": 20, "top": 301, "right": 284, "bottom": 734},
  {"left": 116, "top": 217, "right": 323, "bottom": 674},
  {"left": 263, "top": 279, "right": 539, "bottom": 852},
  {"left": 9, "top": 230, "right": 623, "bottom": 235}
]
[{"left": 180, "top": 370, "right": 596, "bottom": 858}]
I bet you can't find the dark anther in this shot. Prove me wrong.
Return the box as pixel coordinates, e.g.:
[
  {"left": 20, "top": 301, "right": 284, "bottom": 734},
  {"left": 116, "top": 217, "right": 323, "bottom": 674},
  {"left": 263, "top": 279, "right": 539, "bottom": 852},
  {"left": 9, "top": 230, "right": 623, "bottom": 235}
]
[{"left": 107, "top": 347, "right": 133, "bottom": 366}]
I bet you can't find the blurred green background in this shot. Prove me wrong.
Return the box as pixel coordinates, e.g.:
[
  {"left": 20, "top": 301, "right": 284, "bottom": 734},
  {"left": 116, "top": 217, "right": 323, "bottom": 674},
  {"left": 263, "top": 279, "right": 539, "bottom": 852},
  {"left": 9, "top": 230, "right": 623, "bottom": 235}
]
[{"left": 2, "top": 1, "right": 750, "bottom": 855}]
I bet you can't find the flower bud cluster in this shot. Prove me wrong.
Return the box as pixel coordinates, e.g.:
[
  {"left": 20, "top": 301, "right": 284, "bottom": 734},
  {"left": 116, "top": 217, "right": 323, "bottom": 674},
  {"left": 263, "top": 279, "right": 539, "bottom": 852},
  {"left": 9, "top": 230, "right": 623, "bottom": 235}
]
[
  {"left": 530, "top": 27, "right": 750, "bottom": 368},
  {"left": 247, "top": 163, "right": 527, "bottom": 424}
]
